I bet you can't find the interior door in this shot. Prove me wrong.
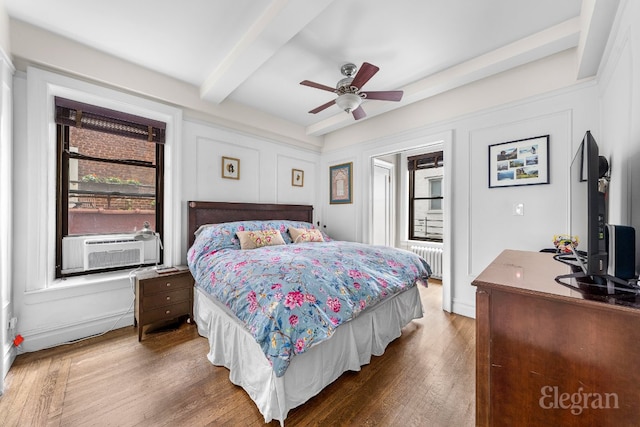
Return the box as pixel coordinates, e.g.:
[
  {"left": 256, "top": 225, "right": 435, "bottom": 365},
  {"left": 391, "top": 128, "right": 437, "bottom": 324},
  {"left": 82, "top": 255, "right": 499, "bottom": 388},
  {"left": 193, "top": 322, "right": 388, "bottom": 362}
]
[{"left": 372, "top": 160, "right": 393, "bottom": 246}]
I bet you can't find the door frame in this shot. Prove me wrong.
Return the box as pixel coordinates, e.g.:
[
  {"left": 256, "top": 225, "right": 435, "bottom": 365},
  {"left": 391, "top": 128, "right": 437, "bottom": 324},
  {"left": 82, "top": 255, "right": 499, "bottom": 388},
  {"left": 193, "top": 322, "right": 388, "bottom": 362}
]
[{"left": 365, "top": 131, "right": 452, "bottom": 312}]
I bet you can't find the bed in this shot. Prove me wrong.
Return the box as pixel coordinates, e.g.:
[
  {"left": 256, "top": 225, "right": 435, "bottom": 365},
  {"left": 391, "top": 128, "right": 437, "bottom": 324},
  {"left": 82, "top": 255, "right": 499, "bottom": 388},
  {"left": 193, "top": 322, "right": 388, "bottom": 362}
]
[{"left": 186, "top": 201, "right": 431, "bottom": 425}]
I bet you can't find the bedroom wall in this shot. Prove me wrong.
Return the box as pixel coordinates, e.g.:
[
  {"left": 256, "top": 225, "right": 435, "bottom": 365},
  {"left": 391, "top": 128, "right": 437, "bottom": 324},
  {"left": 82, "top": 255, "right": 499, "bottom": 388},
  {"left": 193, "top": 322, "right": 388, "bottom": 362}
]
[
  {"left": 597, "top": 0, "right": 640, "bottom": 274},
  {"left": 321, "top": 58, "right": 600, "bottom": 318},
  {"left": 179, "top": 118, "right": 322, "bottom": 261},
  {"left": 0, "top": 0, "right": 9, "bottom": 55},
  {"left": 0, "top": 37, "right": 14, "bottom": 389}
]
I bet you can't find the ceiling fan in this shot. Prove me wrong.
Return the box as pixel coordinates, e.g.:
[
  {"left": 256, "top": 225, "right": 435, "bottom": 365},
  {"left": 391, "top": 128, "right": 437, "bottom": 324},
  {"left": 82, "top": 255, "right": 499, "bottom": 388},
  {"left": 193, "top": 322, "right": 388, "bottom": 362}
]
[{"left": 300, "top": 62, "right": 403, "bottom": 120}]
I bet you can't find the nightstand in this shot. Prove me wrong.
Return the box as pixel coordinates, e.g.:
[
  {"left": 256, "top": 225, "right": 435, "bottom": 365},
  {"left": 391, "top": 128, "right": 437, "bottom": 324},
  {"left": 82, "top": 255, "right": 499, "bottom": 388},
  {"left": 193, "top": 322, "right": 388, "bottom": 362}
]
[{"left": 134, "top": 266, "right": 194, "bottom": 341}]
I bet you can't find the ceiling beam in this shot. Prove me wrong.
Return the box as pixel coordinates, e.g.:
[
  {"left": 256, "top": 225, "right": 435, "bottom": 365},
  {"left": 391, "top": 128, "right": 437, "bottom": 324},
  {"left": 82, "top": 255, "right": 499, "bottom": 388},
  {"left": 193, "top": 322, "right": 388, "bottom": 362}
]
[
  {"left": 200, "top": 0, "right": 335, "bottom": 104},
  {"left": 576, "top": 0, "right": 620, "bottom": 79}
]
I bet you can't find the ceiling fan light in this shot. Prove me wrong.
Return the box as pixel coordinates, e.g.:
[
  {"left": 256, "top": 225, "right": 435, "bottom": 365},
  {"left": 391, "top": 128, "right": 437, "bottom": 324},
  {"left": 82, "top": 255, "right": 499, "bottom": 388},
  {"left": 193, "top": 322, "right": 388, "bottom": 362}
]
[{"left": 335, "top": 93, "right": 362, "bottom": 113}]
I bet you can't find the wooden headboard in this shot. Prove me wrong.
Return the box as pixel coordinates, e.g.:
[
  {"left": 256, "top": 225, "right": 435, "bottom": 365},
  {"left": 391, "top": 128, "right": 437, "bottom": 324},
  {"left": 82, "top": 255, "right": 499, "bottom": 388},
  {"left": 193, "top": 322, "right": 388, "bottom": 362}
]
[{"left": 187, "top": 201, "right": 314, "bottom": 247}]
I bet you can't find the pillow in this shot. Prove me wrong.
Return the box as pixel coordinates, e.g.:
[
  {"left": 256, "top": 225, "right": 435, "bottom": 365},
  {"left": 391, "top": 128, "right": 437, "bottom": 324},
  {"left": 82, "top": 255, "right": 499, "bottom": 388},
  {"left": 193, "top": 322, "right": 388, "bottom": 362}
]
[
  {"left": 237, "top": 229, "right": 286, "bottom": 249},
  {"left": 289, "top": 227, "right": 325, "bottom": 243}
]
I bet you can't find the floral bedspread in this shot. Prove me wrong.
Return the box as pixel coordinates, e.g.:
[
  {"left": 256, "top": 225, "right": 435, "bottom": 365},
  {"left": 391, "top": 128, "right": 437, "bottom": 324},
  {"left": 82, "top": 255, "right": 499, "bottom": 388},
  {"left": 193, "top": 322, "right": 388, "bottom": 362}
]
[{"left": 188, "top": 221, "right": 432, "bottom": 377}]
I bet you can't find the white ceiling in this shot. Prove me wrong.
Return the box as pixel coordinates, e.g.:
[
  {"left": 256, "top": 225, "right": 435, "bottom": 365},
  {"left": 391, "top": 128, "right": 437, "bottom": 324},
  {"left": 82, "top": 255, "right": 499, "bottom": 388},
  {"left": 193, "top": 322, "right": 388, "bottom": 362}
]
[{"left": 6, "top": 0, "right": 615, "bottom": 136}]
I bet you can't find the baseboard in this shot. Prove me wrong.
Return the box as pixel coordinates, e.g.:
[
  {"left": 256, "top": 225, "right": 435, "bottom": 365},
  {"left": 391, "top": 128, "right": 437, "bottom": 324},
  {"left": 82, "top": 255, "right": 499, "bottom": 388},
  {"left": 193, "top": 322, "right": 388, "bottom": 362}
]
[
  {"left": 2, "top": 343, "right": 16, "bottom": 385},
  {"left": 452, "top": 299, "right": 476, "bottom": 319},
  {"left": 18, "top": 312, "right": 134, "bottom": 353}
]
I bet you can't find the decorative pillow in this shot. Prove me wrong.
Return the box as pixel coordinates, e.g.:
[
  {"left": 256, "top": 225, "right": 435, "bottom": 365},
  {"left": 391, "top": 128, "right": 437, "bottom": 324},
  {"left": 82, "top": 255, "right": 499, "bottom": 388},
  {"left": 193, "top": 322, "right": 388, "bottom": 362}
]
[
  {"left": 237, "top": 229, "right": 286, "bottom": 249},
  {"left": 289, "top": 227, "right": 325, "bottom": 243}
]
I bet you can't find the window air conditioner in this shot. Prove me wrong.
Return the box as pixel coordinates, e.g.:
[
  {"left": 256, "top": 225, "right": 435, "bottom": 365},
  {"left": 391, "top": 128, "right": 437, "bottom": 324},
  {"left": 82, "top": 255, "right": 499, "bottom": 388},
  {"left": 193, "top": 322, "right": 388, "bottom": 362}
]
[{"left": 83, "top": 238, "right": 144, "bottom": 271}]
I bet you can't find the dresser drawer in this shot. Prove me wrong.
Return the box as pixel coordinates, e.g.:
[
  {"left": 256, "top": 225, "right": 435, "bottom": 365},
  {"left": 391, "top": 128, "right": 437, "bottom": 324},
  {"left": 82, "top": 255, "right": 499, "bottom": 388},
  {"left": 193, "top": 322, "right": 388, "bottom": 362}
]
[
  {"left": 143, "top": 301, "right": 191, "bottom": 324},
  {"left": 142, "top": 274, "right": 193, "bottom": 296},
  {"left": 142, "top": 287, "right": 191, "bottom": 310}
]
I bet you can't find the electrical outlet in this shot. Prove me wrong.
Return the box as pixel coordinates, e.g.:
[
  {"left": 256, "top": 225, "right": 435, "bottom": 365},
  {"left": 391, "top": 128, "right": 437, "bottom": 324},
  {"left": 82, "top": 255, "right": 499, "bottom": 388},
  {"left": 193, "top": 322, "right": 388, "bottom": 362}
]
[{"left": 8, "top": 317, "right": 17, "bottom": 330}]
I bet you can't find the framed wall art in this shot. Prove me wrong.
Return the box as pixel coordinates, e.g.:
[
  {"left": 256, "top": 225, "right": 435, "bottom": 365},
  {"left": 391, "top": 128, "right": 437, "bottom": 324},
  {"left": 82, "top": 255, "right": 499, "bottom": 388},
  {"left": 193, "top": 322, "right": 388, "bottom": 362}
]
[
  {"left": 292, "top": 169, "right": 304, "bottom": 187},
  {"left": 488, "top": 135, "right": 549, "bottom": 188},
  {"left": 221, "top": 156, "right": 240, "bottom": 180},
  {"left": 329, "top": 162, "right": 353, "bottom": 204}
]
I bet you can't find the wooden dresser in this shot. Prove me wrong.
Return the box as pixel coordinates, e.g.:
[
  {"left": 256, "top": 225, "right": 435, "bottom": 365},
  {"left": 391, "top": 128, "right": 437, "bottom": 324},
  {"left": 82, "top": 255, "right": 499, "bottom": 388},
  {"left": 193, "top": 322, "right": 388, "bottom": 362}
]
[
  {"left": 473, "top": 250, "right": 640, "bottom": 426},
  {"left": 134, "top": 267, "right": 194, "bottom": 341}
]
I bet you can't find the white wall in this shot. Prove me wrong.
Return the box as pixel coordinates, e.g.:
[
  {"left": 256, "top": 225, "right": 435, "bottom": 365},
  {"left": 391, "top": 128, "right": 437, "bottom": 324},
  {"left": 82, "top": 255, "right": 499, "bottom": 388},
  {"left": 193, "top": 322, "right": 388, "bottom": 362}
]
[
  {"left": 322, "top": 67, "right": 599, "bottom": 318},
  {"left": 598, "top": 0, "right": 640, "bottom": 273},
  {"left": 179, "top": 118, "right": 322, "bottom": 262},
  {"left": 0, "top": 0, "right": 9, "bottom": 56},
  {"left": 0, "top": 38, "right": 14, "bottom": 388}
]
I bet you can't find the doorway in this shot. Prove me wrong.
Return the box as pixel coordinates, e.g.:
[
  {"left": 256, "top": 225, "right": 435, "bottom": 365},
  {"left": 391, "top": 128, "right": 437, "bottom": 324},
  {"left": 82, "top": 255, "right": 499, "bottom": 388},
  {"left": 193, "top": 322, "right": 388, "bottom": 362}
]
[{"left": 370, "top": 138, "right": 452, "bottom": 312}]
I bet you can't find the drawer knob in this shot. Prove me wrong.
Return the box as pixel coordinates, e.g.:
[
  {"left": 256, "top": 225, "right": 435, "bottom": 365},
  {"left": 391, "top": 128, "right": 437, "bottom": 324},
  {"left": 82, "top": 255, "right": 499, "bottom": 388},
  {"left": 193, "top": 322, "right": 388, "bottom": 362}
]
[
  {"left": 165, "top": 310, "right": 171, "bottom": 314},
  {"left": 166, "top": 296, "right": 171, "bottom": 301},
  {"left": 166, "top": 283, "right": 171, "bottom": 287}
]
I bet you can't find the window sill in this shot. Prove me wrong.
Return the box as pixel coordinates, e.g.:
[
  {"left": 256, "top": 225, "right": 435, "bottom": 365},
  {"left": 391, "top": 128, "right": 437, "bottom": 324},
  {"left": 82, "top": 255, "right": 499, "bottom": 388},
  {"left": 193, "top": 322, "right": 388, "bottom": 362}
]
[{"left": 23, "top": 267, "right": 152, "bottom": 305}]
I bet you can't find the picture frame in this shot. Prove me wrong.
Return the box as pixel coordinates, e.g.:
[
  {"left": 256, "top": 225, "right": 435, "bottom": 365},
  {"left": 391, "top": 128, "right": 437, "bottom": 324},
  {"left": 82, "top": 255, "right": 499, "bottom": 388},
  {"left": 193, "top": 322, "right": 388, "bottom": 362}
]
[
  {"left": 488, "top": 135, "right": 549, "bottom": 188},
  {"left": 221, "top": 156, "right": 240, "bottom": 180},
  {"left": 292, "top": 169, "right": 304, "bottom": 187},
  {"left": 329, "top": 162, "right": 353, "bottom": 204}
]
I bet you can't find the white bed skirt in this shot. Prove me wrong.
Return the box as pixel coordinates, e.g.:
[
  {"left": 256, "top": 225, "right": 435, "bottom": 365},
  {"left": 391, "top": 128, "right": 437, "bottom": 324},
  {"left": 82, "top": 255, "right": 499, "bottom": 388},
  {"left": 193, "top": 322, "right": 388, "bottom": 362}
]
[{"left": 194, "top": 285, "right": 424, "bottom": 425}]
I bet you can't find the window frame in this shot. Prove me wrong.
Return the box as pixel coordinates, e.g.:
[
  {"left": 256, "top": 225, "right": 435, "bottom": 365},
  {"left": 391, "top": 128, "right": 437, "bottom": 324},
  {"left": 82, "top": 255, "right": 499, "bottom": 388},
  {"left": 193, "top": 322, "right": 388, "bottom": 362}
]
[
  {"left": 55, "top": 116, "right": 165, "bottom": 278},
  {"left": 23, "top": 67, "right": 182, "bottom": 291},
  {"left": 408, "top": 151, "right": 444, "bottom": 242}
]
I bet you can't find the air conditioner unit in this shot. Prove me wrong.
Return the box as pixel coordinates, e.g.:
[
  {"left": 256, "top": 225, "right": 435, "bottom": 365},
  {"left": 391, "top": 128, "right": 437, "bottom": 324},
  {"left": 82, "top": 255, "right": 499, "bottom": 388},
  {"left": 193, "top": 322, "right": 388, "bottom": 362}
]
[{"left": 83, "top": 238, "right": 144, "bottom": 271}]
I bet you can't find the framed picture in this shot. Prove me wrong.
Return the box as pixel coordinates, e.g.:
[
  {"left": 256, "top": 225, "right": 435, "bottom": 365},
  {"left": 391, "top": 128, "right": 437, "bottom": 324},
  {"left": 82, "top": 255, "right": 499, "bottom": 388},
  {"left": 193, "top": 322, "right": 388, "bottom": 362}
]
[
  {"left": 292, "top": 169, "right": 304, "bottom": 187},
  {"left": 221, "top": 156, "right": 240, "bottom": 180},
  {"left": 330, "top": 162, "right": 353, "bottom": 204},
  {"left": 488, "top": 135, "right": 549, "bottom": 188}
]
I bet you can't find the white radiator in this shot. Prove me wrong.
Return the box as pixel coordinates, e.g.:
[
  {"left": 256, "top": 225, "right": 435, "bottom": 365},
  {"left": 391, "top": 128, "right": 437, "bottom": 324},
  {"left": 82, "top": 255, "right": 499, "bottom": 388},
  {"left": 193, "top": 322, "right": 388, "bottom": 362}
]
[{"left": 410, "top": 245, "right": 443, "bottom": 279}]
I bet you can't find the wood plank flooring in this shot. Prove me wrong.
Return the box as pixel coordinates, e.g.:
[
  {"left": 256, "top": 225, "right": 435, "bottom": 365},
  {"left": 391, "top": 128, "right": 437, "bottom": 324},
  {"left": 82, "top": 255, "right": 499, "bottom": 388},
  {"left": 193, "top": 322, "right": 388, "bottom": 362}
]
[{"left": 0, "top": 281, "right": 475, "bottom": 426}]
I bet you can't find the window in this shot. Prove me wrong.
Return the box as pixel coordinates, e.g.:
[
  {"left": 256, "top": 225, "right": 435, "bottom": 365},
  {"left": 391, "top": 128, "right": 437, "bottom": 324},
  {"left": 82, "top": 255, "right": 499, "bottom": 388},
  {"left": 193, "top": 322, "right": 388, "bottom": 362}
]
[
  {"left": 55, "top": 97, "right": 165, "bottom": 277},
  {"left": 408, "top": 151, "right": 443, "bottom": 241}
]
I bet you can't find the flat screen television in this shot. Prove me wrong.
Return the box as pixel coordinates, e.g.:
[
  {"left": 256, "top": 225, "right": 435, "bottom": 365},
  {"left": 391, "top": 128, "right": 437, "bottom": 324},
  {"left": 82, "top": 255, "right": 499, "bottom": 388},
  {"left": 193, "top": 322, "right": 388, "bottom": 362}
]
[
  {"left": 569, "top": 130, "right": 608, "bottom": 276},
  {"left": 555, "top": 131, "right": 637, "bottom": 293}
]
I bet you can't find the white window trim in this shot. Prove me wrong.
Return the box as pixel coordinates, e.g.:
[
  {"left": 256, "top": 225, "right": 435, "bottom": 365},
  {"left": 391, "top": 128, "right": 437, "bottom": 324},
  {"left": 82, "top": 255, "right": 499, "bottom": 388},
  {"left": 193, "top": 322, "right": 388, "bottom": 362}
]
[{"left": 25, "top": 67, "right": 182, "bottom": 291}]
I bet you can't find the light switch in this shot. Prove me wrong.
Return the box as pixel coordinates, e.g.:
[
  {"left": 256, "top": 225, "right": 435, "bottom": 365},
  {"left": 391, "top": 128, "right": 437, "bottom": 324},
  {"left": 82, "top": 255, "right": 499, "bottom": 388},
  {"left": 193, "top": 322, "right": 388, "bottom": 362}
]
[{"left": 513, "top": 203, "right": 524, "bottom": 216}]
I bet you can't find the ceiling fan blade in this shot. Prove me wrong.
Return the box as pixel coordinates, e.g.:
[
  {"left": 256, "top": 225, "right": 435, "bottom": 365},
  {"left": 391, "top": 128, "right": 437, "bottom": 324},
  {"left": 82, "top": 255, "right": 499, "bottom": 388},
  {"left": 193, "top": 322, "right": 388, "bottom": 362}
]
[
  {"left": 300, "top": 80, "right": 336, "bottom": 93},
  {"left": 352, "top": 105, "right": 366, "bottom": 120},
  {"left": 361, "top": 90, "right": 404, "bottom": 102},
  {"left": 309, "top": 99, "right": 336, "bottom": 114},
  {"left": 350, "top": 62, "right": 379, "bottom": 90}
]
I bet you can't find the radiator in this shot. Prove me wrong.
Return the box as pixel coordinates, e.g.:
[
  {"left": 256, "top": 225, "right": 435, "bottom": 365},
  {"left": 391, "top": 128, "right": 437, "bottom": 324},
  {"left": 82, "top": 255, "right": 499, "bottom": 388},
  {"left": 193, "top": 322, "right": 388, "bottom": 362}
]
[{"left": 410, "top": 245, "right": 443, "bottom": 279}]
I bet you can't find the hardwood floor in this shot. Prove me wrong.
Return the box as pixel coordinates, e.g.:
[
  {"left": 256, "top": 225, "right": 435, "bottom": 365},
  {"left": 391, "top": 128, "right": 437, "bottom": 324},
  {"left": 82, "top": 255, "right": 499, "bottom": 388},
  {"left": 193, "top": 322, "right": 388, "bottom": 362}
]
[{"left": 0, "top": 281, "right": 475, "bottom": 426}]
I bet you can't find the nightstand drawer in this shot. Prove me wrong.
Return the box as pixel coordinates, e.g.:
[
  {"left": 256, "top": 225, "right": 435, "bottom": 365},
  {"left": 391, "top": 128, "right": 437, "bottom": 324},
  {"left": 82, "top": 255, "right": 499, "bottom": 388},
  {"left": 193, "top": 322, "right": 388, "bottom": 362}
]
[
  {"left": 142, "top": 275, "right": 192, "bottom": 296},
  {"left": 142, "top": 288, "right": 191, "bottom": 310},
  {"left": 143, "top": 301, "right": 191, "bottom": 324}
]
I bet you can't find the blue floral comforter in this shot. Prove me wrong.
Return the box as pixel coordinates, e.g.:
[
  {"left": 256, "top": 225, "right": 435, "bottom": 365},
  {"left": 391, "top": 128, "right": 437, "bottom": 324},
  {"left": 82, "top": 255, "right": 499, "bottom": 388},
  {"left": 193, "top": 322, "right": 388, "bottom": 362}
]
[{"left": 188, "top": 220, "right": 431, "bottom": 377}]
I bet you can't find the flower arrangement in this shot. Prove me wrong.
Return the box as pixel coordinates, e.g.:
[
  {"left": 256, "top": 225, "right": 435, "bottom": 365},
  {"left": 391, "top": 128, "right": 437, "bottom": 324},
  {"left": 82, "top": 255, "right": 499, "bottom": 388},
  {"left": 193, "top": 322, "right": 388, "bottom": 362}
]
[{"left": 553, "top": 234, "right": 579, "bottom": 253}]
